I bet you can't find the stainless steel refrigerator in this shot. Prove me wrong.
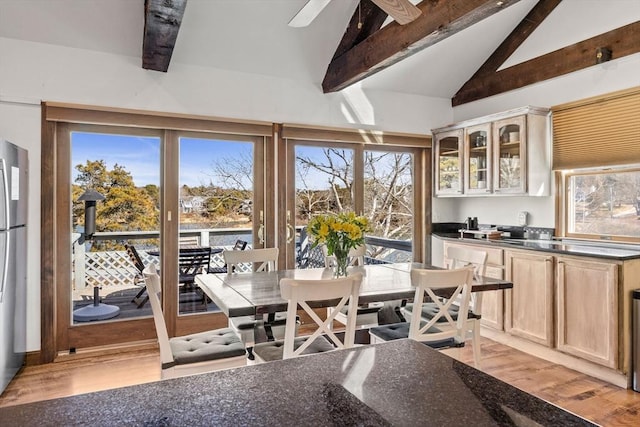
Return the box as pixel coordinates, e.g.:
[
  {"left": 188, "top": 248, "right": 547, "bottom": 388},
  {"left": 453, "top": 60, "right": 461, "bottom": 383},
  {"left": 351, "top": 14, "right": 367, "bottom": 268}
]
[{"left": 0, "top": 139, "right": 28, "bottom": 394}]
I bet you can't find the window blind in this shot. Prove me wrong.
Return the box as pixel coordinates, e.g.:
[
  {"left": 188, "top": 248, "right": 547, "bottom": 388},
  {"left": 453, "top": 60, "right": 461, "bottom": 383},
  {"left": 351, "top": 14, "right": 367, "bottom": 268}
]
[{"left": 552, "top": 87, "right": 640, "bottom": 170}]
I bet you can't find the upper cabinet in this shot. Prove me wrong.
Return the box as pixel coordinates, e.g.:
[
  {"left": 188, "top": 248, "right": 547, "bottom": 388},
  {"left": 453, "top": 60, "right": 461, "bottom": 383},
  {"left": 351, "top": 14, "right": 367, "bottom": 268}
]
[
  {"left": 493, "top": 115, "right": 526, "bottom": 194},
  {"left": 433, "top": 106, "right": 551, "bottom": 197},
  {"left": 434, "top": 129, "right": 463, "bottom": 195}
]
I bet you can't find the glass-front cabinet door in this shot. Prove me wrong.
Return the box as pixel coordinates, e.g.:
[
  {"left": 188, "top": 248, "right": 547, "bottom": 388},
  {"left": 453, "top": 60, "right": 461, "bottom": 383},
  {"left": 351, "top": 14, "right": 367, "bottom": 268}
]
[
  {"left": 464, "top": 124, "right": 491, "bottom": 195},
  {"left": 493, "top": 116, "right": 527, "bottom": 194},
  {"left": 434, "top": 130, "right": 463, "bottom": 195}
]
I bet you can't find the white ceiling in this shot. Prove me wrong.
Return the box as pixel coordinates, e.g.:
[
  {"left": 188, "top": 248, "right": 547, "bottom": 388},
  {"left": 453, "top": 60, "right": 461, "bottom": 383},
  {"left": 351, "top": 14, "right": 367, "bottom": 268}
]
[{"left": 1, "top": 0, "right": 638, "bottom": 99}]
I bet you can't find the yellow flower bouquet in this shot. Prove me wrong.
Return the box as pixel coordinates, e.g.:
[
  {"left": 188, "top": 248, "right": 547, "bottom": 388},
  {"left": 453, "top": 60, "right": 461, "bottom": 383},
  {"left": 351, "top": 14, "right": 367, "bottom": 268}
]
[{"left": 307, "top": 211, "right": 370, "bottom": 276}]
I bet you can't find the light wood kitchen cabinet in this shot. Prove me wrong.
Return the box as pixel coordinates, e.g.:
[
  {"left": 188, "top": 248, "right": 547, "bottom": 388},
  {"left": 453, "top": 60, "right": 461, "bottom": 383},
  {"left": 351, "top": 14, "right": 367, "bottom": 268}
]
[
  {"left": 435, "top": 235, "right": 640, "bottom": 387},
  {"left": 504, "top": 250, "right": 555, "bottom": 347},
  {"left": 464, "top": 123, "right": 492, "bottom": 195},
  {"left": 434, "top": 130, "right": 463, "bottom": 196},
  {"left": 492, "top": 115, "right": 526, "bottom": 194},
  {"left": 556, "top": 256, "right": 618, "bottom": 368},
  {"left": 432, "top": 106, "right": 550, "bottom": 197},
  {"left": 443, "top": 241, "right": 504, "bottom": 330}
]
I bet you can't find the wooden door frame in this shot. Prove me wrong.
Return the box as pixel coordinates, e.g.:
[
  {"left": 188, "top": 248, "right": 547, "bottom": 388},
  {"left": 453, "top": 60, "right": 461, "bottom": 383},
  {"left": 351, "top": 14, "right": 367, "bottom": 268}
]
[{"left": 40, "top": 102, "right": 273, "bottom": 362}]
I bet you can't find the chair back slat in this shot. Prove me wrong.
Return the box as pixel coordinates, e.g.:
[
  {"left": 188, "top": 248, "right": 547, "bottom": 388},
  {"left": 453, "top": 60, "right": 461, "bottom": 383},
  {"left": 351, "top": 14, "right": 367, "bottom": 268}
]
[
  {"left": 232, "top": 240, "right": 248, "bottom": 251},
  {"left": 446, "top": 246, "right": 487, "bottom": 277},
  {"left": 223, "top": 247, "right": 278, "bottom": 273},
  {"left": 125, "top": 244, "right": 145, "bottom": 273}
]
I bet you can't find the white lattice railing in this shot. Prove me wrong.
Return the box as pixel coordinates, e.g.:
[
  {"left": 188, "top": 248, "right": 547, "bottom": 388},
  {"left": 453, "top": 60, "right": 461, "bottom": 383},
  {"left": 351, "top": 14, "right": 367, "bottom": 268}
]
[{"left": 73, "top": 241, "right": 241, "bottom": 290}]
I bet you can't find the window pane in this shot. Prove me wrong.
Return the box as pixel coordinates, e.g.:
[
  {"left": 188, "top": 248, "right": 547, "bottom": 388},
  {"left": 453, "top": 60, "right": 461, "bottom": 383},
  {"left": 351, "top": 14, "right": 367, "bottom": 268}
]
[
  {"left": 568, "top": 169, "right": 640, "bottom": 239},
  {"left": 178, "top": 137, "right": 254, "bottom": 314},
  {"left": 295, "top": 146, "right": 354, "bottom": 268},
  {"left": 364, "top": 151, "right": 413, "bottom": 263},
  {"left": 71, "top": 132, "right": 160, "bottom": 324}
]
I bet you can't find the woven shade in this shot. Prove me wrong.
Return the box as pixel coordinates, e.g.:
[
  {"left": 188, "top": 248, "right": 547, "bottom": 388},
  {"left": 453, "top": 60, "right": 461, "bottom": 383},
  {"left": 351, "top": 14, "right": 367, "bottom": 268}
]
[{"left": 552, "top": 87, "right": 640, "bottom": 170}]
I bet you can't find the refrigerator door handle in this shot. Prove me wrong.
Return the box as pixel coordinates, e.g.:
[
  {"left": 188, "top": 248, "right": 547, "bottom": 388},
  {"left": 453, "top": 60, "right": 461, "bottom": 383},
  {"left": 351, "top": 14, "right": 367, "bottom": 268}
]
[
  {"left": 0, "top": 159, "right": 8, "bottom": 230},
  {"left": 0, "top": 159, "right": 8, "bottom": 302},
  {"left": 0, "top": 233, "right": 7, "bottom": 302}
]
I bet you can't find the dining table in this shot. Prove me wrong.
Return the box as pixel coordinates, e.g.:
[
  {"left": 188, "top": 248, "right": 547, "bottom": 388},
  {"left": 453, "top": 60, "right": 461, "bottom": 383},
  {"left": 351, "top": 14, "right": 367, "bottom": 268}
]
[{"left": 195, "top": 262, "right": 513, "bottom": 319}]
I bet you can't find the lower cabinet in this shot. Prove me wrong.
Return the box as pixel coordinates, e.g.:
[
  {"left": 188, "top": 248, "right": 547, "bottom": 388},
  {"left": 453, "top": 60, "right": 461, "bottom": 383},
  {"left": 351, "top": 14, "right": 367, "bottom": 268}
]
[
  {"left": 439, "top": 238, "right": 631, "bottom": 374},
  {"left": 556, "top": 256, "right": 618, "bottom": 368},
  {"left": 504, "top": 250, "right": 555, "bottom": 347}
]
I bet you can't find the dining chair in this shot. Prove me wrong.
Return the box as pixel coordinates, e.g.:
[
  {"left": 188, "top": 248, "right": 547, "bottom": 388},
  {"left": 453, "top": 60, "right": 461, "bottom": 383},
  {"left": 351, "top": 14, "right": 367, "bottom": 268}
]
[
  {"left": 208, "top": 239, "right": 247, "bottom": 273},
  {"left": 178, "top": 247, "right": 212, "bottom": 287},
  {"left": 253, "top": 273, "right": 363, "bottom": 362},
  {"left": 223, "top": 247, "right": 278, "bottom": 273},
  {"left": 323, "top": 245, "right": 383, "bottom": 330},
  {"left": 124, "top": 244, "right": 149, "bottom": 308},
  {"left": 402, "top": 246, "right": 487, "bottom": 367},
  {"left": 143, "top": 264, "right": 246, "bottom": 379},
  {"left": 369, "top": 266, "right": 475, "bottom": 358},
  {"left": 178, "top": 247, "right": 212, "bottom": 308},
  {"left": 221, "top": 247, "right": 287, "bottom": 359}
]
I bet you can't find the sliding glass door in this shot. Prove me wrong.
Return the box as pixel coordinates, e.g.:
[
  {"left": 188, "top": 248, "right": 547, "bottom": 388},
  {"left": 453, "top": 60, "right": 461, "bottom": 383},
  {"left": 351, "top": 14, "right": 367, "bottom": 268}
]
[
  {"left": 177, "top": 134, "right": 263, "bottom": 316},
  {"left": 287, "top": 138, "right": 421, "bottom": 269},
  {"left": 58, "top": 125, "right": 266, "bottom": 350}
]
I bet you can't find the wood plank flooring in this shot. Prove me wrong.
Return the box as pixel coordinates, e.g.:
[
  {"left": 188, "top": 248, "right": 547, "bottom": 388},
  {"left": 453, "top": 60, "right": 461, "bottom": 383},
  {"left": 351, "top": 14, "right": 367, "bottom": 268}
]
[{"left": 1, "top": 338, "right": 639, "bottom": 426}]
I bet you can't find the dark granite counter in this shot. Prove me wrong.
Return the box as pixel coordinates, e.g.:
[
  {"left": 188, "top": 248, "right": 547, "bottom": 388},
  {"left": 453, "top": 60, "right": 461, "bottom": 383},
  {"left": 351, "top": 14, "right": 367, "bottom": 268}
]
[
  {"left": 0, "top": 339, "right": 595, "bottom": 426},
  {"left": 434, "top": 233, "right": 640, "bottom": 260}
]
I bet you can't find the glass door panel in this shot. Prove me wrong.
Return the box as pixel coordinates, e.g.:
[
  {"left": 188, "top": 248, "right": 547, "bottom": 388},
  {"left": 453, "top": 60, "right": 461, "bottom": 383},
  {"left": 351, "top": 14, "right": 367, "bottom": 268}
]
[
  {"left": 294, "top": 145, "right": 354, "bottom": 269},
  {"left": 70, "top": 131, "right": 160, "bottom": 325},
  {"left": 494, "top": 116, "right": 526, "bottom": 193},
  {"left": 465, "top": 124, "right": 491, "bottom": 194},
  {"left": 364, "top": 150, "right": 413, "bottom": 263},
  {"left": 435, "top": 130, "right": 462, "bottom": 195},
  {"left": 178, "top": 137, "right": 256, "bottom": 315}
]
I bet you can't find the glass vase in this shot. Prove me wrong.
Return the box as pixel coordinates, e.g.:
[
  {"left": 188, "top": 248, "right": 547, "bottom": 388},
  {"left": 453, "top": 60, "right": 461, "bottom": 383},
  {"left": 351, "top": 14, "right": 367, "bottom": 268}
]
[{"left": 333, "top": 248, "right": 349, "bottom": 278}]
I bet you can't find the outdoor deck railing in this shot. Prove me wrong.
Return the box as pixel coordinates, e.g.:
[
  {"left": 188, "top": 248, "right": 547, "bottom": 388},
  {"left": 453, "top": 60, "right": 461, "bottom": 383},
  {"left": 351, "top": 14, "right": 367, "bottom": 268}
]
[{"left": 72, "top": 227, "right": 411, "bottom": 290}]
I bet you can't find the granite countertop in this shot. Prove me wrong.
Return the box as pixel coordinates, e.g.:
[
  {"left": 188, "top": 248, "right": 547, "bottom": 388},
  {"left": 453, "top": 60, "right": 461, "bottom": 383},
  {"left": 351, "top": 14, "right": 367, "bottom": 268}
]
[
  {"left": 0, "top": 339, "right": 595, "bottom": 426},
  {"left": 434, "top": 233, "right": 640, "bottom": 260}
]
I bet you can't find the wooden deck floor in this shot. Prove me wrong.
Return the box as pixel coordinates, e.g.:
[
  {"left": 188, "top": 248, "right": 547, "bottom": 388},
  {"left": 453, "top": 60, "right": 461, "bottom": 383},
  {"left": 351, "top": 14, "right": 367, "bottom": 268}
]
[{"left": 1, "top": 337, "right": 639, "bottom": 425}]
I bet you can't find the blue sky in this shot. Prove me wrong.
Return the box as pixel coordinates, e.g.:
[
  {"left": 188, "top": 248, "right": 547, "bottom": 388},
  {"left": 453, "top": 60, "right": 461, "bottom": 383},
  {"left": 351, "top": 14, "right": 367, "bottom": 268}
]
[
  {"left": 71, "top": 132, "right": 410, "bottom": 191},
  {"left": 71, "top": 132, "right": 253, "bottom": 188}
]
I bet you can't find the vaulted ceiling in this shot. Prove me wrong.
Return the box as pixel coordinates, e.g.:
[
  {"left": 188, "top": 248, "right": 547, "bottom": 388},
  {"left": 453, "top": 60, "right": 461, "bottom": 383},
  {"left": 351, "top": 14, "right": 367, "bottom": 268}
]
[
  {"left": 1, "top": 0, "right": 639, "bottom": 105},
  {"left": 143, "top": 0, "right": 640, "bottom": 105}
]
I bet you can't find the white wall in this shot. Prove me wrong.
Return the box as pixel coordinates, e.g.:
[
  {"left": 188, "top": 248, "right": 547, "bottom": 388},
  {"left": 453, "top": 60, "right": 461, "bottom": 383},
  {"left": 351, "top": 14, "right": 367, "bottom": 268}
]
[
  {"left": 433, "top": 52, "right": 640, "bottom": 229},
  {"left": 0, "top": 37, "right": 450, "bottom": 351}
]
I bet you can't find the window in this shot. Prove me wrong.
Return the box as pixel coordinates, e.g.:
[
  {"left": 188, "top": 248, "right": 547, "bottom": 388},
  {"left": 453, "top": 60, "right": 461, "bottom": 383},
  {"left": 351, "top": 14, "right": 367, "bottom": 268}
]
[{"left": 563, "top": 167, "right": 640, "bottom": 242}]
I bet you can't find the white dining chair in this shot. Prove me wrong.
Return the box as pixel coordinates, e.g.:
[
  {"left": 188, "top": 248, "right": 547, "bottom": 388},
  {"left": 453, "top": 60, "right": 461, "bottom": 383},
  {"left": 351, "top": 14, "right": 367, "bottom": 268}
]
[
  {"left": 253, "top": 273, "right": 363, "bottom": 362},
  {"left": 143, "top": 264, "right": 246, "bottom": 379},
  {"left": 370, "top": 266, "right": 475, "bottom": 359},
  {"left": 223, "top": 247, "right": 279, "bottom": 273},
  {"left": 222, "top": 247, "right": 289, "bottom": 359},
  {"left": 323, "top": 244, "right": 383, "bottom": 330},
  {"left": 402, "top": 246, "right": 487, "bottom": 367}
]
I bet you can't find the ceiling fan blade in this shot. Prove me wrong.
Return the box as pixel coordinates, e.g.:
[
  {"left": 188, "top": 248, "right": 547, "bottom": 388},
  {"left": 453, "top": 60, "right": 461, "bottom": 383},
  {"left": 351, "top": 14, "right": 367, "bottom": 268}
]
[
  {"left": 288, "top": 0, "right": 333, "bottom": 28},
  {"left": 370, "top": 0, "right": 421, "bottom": 25}
]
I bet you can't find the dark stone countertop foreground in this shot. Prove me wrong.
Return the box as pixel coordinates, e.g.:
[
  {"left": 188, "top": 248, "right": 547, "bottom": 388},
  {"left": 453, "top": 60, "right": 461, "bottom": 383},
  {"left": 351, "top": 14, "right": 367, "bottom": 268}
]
[{"left": 0, "top": 339, "right": 596, "bottom": 426}]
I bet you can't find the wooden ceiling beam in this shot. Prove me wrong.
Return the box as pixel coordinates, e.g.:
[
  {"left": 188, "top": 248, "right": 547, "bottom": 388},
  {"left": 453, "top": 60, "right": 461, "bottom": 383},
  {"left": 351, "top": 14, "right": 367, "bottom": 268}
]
[
  {"left": 452, "top": 21, "right": 640, "bottom": 106},
  {"left": 332, "top": 0, "right": 388, "bottom": 61},
  {"left": 142, "top": 0, "right": 187, "bottom": 72},
  {"left": 322, "top": 0, "right": 524, "bottom": 93},
  {"left": 461, "top": 0, "right": 563, "bottom": 80}
]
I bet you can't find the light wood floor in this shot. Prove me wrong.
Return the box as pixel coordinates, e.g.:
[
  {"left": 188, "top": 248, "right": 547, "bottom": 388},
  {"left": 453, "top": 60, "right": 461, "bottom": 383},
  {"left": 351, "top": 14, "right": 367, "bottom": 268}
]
[{"left": 1, "top": 337, "right": 639, "bottom": 426}]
